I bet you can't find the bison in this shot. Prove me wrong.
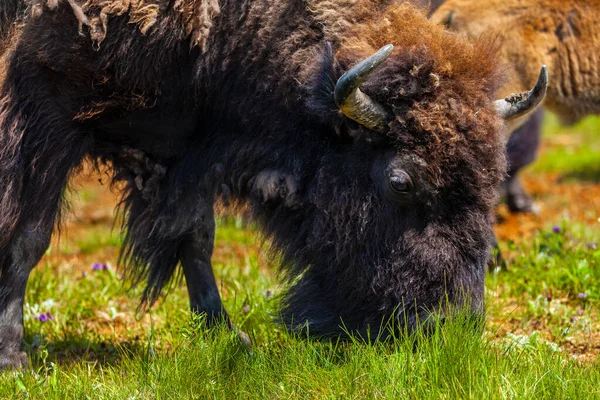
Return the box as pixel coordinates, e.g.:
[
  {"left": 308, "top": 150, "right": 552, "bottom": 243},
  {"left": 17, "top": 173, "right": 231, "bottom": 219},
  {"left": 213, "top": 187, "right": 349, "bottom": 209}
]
[
  {"left": 0, "top": 0, "right": 545, "bottom": 369},
  {"left": 432, "top": 0, "right": 600, "bottom": 213}
]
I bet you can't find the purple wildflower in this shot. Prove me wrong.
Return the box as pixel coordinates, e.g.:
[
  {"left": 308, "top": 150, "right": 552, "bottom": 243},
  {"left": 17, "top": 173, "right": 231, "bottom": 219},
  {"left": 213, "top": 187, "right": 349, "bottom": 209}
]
[
  {"left": 586, "top": 243, "right": 598, "bottom": 250},
  {"left": 577, "top": 310, "right": 583, "bottom": 315},
  {"left": 91, "top": 263, "right": 108, "bottom": 271},
  {"left": 243, "top": 305, "right": 251, "bottom": 314},
  {"left": 578, "top": 293, "right": 587, "bottom": 299},
  {"left": 38, "top": 312, "right": 53, "bottom": 322},
  {"left": 552, "top": 226, "right": 561, "bottom": 234}
]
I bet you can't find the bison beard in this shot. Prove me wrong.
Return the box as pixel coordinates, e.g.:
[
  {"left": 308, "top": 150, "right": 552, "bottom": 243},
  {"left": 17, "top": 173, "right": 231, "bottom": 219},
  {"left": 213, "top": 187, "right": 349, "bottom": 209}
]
[{"left": 0, "top": 0, "right": 544, "bottom": 368}]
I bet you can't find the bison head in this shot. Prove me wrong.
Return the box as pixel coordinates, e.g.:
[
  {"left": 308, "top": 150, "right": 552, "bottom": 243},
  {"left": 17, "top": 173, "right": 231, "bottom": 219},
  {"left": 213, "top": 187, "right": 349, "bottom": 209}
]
[{"left": 260, "top": 23, "right": 546, "bottom": 339}]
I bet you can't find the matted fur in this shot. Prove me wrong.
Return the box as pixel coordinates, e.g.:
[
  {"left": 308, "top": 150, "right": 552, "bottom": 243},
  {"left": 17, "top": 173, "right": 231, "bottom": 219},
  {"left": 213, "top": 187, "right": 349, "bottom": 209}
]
[
  {"left": 1, "top": 1, "right": 507, "bottom": 339},
  {"left": 432, "top": 0, "right": 600, "bottom": 125},
  {"left": 26, "top": 0, "right": 219, "bottom": 50},
  {"left": 0, "top": 0, "right": 25, "bottom": 54},
  {"left": 339, "top": 5, "right": 504, "bottom": 188}
]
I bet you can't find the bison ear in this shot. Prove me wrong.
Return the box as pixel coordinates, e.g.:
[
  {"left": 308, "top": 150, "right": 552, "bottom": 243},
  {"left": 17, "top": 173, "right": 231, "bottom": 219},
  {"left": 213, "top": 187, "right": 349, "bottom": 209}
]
[{"left": 305, "top": 42, "right": 347, "bottom": 135}]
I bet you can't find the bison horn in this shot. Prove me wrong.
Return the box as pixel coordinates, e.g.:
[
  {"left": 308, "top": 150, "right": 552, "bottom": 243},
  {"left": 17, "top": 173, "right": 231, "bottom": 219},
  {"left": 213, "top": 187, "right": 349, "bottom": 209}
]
[
  {"left": 334, "top": 44, "right": 394, "bottom": 131},
  {"left": 495, "top": 66, "right": 548, "bottom": 120}
]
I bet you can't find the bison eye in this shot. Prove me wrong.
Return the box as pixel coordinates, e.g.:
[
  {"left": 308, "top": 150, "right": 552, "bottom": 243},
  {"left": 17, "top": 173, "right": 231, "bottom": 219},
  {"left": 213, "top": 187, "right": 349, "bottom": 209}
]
[{"left": 389, "top": 171, "right": 413, "bottom": 193}]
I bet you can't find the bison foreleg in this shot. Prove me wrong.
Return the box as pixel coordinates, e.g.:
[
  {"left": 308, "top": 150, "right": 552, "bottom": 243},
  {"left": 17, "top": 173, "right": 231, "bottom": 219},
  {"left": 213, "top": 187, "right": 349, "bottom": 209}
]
[
  {"left": 0, "top": 42, "right": 89, "bottom": 368},
  {"left": 503, "top": 172, "right": 540, "bottom": 214},
  {"left": 177, "top": 208, "right": 251, "bottom": 348},
  {"left": 503, "top": 108, "right": 544, "bottom": 214},
  {"left": 0, "top": 221, "right": 54, "bottom": 370}
]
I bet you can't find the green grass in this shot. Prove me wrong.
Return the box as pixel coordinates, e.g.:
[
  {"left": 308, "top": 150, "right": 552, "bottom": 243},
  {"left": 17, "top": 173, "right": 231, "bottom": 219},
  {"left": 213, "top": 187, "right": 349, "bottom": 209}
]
[
  {"left": 495, "top": 224, "right": 599, "bottom": 300},
  {"left": 3, "top": 313, "right": 599, "bottom": 399},
  {"left": 531, "top": 114, "right": 600, "bottom": 181},
  {"left": 1, "top": 223, "right": 599, "bottom": 399},
  {"left": 0, "top": 115, "right": 599, "bottom": 398},
  {"left": 3, "top": 229, "right": 600, "bottom": 399},
  {"left": 74, "top": 230, "right": 123, "bottom": 254}
]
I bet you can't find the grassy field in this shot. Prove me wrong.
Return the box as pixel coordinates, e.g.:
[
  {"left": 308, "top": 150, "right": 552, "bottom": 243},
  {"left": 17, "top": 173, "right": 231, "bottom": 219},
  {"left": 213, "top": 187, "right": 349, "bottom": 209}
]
[{"left": 0, "top": 114, "right": 599, "bottom": 399}]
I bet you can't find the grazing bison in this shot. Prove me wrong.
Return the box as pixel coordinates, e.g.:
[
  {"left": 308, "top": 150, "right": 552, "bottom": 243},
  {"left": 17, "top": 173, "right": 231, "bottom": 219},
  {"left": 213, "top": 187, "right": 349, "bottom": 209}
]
[
  {"left": 432, "top": 0, "right": 600, "bottom": 213},
  {"left": 0, "top": 0, "right": 545, "bottom": 368}
]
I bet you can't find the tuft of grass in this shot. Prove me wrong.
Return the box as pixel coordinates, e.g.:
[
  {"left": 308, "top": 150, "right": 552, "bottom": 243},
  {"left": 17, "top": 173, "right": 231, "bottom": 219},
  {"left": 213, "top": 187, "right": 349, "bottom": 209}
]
[
  {"left": 0, "top": 218, "right": 597, "bottom": 399},
  {"left": 2, "top": 305, "right": 599, "bottom": 399},
  {"left": 75, "top": 229, "right": 123, "bottom": 254},
  {"left": 497, "top": 224, "right": 600, "bottom": 302}
]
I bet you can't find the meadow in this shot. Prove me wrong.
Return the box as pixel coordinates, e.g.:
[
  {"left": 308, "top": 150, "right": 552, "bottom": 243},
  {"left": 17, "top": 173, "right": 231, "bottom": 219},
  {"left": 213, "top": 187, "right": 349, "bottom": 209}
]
[{"left": 0, "top": 114, "right": 598, "bottom": 399}]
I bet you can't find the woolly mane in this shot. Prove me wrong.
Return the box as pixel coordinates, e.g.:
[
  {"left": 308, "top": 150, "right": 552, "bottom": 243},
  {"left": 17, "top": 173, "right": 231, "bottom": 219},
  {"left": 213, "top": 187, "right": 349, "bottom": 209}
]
[
  {"left": 334, "top": 4, "right": 505, "bottom": 204},
  {"left": 340, "top": 4, "right": 503, "bottom": 102}
]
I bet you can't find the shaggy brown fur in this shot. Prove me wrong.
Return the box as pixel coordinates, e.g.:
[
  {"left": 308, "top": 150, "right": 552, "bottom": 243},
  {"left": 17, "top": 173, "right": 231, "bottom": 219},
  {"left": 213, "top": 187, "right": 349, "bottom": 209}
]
[
  {"left": 0, "top": 0, "right": 512, "bottom": 368},
  {"left": 0, "top": 0, "right": 506, "bottom": 275},
  {"left": 26, "top": 0, "right": 219, "bottom": 50},
  {"left": 432, "top": 0, "right": 600, "bottom": 125},
  {"left": 0, "top": 0, "right": 25, "bottom": 54},
  {"left": 338, "top": 5, "right": 505, "bottom": 190}
]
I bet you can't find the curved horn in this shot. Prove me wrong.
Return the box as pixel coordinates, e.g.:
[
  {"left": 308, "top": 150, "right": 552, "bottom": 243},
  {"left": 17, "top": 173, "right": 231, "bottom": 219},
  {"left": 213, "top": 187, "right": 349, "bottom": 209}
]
[
  {"left": 334, "top": 44, "right": 394, "bottom": 130},
  {"left": 495, "top": 66, "right": 548, "bottom": 120}
]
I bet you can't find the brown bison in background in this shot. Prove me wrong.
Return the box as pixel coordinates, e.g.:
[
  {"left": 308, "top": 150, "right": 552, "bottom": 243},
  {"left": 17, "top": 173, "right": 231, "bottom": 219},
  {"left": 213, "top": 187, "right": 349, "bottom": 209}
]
[
  {"left": 432, "top": 0, "right": 600, "bottom": 213},
  {"left": 0, "top": 0, "right": 544, "bottom": 369}
]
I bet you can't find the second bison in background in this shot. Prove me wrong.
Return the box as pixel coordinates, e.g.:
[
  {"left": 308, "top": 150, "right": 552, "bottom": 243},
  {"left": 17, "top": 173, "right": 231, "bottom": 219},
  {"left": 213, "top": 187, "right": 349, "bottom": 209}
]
[{"left": 432, "top": 0, "right": 600, "bottom": 213}]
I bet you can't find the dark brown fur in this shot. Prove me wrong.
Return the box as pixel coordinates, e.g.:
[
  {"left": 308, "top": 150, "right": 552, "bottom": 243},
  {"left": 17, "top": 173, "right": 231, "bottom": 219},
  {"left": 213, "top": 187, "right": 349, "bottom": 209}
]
[{"left": 0, "top": 0, "right": 25, "bottom": 54}]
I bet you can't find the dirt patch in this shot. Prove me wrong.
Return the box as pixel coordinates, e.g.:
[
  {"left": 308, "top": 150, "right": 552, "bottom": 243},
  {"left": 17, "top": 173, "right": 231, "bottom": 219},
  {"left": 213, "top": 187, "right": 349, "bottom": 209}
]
[
  {"left": 496, "top": 172, "right": 600, "bottom": 243},
  {"left": 486, "top": 296, "right": 600, "bottom": 362}
]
